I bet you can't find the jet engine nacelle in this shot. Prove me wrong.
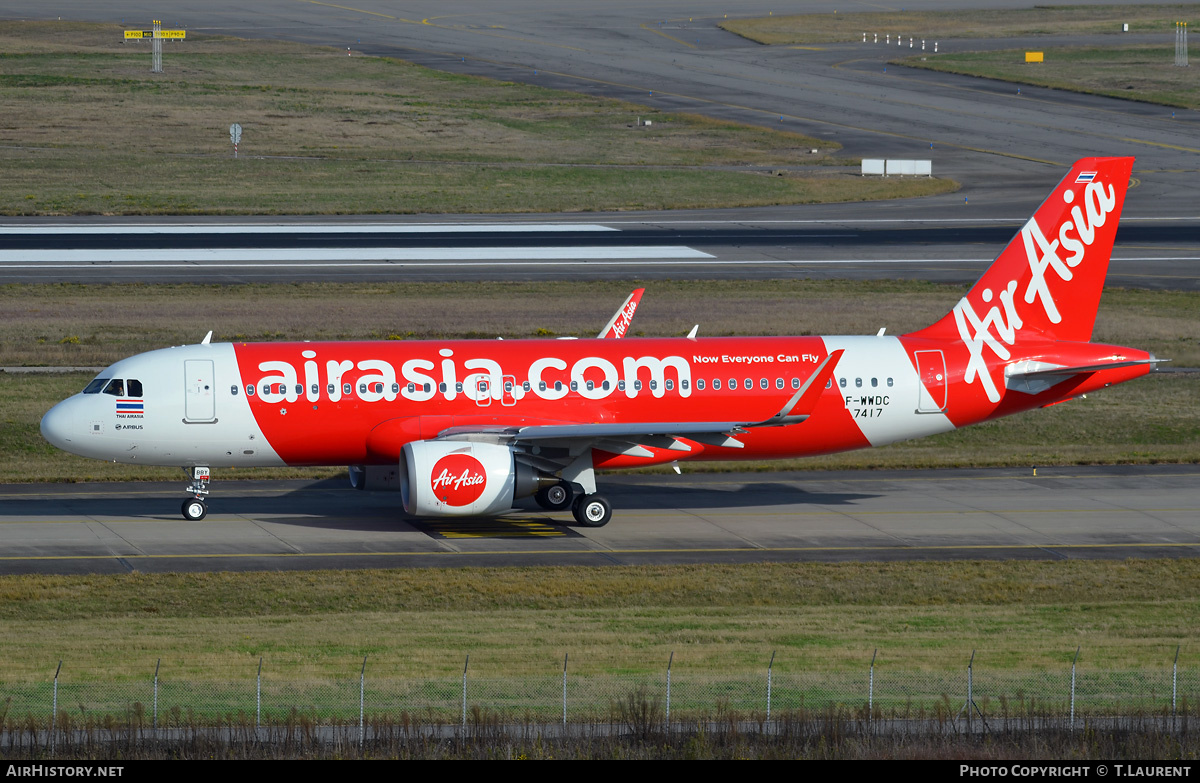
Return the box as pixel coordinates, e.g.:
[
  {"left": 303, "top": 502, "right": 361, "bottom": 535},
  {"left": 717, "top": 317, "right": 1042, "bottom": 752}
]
[{"left": 400, "top": 440, "right": 551, "bottom": 517}]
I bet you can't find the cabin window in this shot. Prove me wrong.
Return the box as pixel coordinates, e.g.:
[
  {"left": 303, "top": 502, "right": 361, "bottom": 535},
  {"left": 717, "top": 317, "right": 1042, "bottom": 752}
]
[
  {"left": 570, "top": 380, "right": 578, "bottom": 391},
  {"left": 665, "top": 379, "right": 674, "bottom": 391},
  {"left": 392, "top": 383, "right": 400, "bottom": 393},
  {"left": 618, "top": 380, "right": 626, "bottom": 391},
  {"left": 554, "top": 381, "right": 563, "bottom": 392},
  {"left": 887, "top": 377, "right": 894, "bottom": 387},
  {"left": 439, "top": 382, "right": 447, "bottom": 393},
  {"left": 523, "top": 381, "right": 531, "bottom": 392},
  {"left": 231, "top": 385, "right": 239, "bottom": 396},
  {"left": 825, "top": 379, "right": 832, "bottom": 389},
  {"left": 855, "top": 378, "right": 862, "bottom": 388},
  {"left": 424, "top": 383, "right": 431, "bottom": 393},
  {"left": 712, "top": 379, "right": 720, "bottom": 390},
  {"left": 793, "top": 378, "right": 802, "bottom": 390},
  {"left": 586, "top": 380, "right": 594, "bottom": 391},
  {"left": 776, "top": 378, "right": 784, "bottom": 390},
  {"left": 681, "top": 379, "right": 689, "bottom": 390},
  {"left": 634, "top": 380, "right": 643, "bottom": 391},
  {"left": 261, "top": 384, "right": 270, "bottom": 395},
  {"left": 83, "top": 378, "right": 109, "bottom": 394},
  {"left": 760, "top": 378, "right": 768, "bottom": 390},
  {"left": 103, "top": 379, "right": 125, "bottom": 396},
  {"left": 127, "top": 379, "right": 143, "bottom": 397},
  {"left": 650, "top": 380, "right": 658, "bottom": 391},
  {"left": 697, "top": 379, "right": 706, "bottom": 391},
  {"left": 729, "top": 378, "right": 736, "bottom": 390},
  {"left": 839, "top": 377, "right": 847, "bottom": 388},
  {"left": 343, "top": 383, "right": 352, "bottom": 395},
  {"left": 456, "top": 382, "right": 464, "bottom": 393},
  {"left": 539, "top": 381, "right": 547, "bottom": 392},
  {"left": 359, "top": 383, "right": 367, "bottom": 394},
  {"left": 295, "top": 384, "right": 302, "bottom": 395},
  {"left": 246, "top": 384, "right": 255, "bottom": 396},
  {"left": 871, "top": 378, "right": 878, "bottom": 388},
  {"left": 505, "top": 381, "right": 514, "bottom": 392},
  {"left": 311, "top": 384, "right": 319, "bottom": 396},
  {"left": 602, "top": 380, "right": 610, "bottom": 391},
  {"left": 744, "top": 378, "right": 753, "bottom": 390},
  {"left": 407, "top": 383, "right": 415, "bottom": 393}
]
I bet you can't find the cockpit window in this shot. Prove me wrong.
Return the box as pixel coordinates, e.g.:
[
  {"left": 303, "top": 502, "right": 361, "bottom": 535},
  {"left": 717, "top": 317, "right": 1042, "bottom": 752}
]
[
  {"left": 83, "top": 378, "right": 109, "bottom": 394},
  {"left": 127, "top": 379, "right": 143, "bottom": 397},
  {"left": 102, "top": 379, "right": 125, "bottom": 396}
]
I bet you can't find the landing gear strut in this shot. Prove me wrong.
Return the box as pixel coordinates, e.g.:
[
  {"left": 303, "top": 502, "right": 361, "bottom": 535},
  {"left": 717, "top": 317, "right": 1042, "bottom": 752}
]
[
  {"left": 571, "top": 494, "right": 612, "bottom": 528},
  {"left": 182, "top": 466, "right": 210, "bottom": 521}
]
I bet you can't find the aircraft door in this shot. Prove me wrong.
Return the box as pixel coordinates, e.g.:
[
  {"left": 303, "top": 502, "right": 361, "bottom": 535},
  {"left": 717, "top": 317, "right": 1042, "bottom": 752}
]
[
  {"left": 501, "top": 375, "right": 517, "bottom": 406},
  {"left": 184, "top": 360, "right": 217, "bottom": 422},
  {"left": 914, "top": 350, "right": 947, "bottom": 413},
  {"left": 474, "top": 378, "right": 492, "bottom": 407}
]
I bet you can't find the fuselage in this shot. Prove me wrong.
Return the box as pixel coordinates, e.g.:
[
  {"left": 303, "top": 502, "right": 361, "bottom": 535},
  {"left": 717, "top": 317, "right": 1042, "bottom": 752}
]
[{"left": 40, "top": 332, "right": 1150, "bottom": 471}]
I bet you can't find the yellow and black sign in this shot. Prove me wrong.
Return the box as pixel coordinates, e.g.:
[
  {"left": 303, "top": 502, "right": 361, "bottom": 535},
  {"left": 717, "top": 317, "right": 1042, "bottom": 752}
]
[{"left": 124, "top": 29, "right": 186, "bottom": 39}]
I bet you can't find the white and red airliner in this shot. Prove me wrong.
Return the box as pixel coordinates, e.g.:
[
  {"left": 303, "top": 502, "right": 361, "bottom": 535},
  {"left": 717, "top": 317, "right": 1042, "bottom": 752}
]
[{"left": 41, "top": 157, "right": 1161, "bottom": 527}]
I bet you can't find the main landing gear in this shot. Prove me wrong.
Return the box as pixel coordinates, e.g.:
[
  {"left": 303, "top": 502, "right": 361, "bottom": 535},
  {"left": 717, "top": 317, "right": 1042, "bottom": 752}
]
[
  {"left": 571, "top": 494, "right": 612, "bottom": 528},
  {"left": 533, "top": 480, "right": 610, "bottom": 527},
  {"left": 181, "top": 466, "right": 210, "bottom": 521}
]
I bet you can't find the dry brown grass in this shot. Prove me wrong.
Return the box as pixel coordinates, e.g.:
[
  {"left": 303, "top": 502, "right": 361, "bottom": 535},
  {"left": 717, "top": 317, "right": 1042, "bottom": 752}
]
[{"left": 1, "top": 560, "right": 1198, "bottom": 680}]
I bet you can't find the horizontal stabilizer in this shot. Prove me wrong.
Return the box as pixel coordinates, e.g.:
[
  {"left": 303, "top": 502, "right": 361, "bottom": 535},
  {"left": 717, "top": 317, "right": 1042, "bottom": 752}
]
[{"left": 1005, "top": 357, "right": 1165, "bottom": 395}]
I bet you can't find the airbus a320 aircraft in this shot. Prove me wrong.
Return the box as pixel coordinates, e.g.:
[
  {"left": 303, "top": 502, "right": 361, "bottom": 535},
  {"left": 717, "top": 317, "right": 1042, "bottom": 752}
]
[{"left": 41, "top": 157, "right": 1161, "bottom": 527}]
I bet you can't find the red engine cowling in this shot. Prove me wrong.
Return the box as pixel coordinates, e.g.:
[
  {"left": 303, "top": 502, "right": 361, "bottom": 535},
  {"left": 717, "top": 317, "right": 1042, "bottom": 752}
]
[{"left": 400, "top": 440, "right": 549, "bottom": 517}]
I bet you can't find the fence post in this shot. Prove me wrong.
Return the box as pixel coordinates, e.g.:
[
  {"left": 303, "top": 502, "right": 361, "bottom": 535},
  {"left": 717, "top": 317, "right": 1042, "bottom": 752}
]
[
  {"left": 256, "top": 657, "right": 262, "bottom": 733},
  {"left": 1173, "top": 646, "right": 1180, "bottom": 726},
  {"left": 666, "top": 651, "right": 673, "bottom": 733},
  {"left": 461, "top": 654, "right": 469, "bottom": 732},
  {"left": 869, "top": 649, "right": 877, "bottom": 724},
  {"left": 562, "top": 653, "right": 568, "bottom": 727},
  {"left": 967, "top": 651, "right": 974, "bottom": 733},
  {"left": 51, "top": 661, "right": 61, "bottom": 754},
  {"left": 767, "top": 650, "right": 775, "bottom": 725},
  {"left": 359, "top": 656, "right": 367, "bottom": 748},
  {"left": 153, "top": 658, "right": 160, "bottom": 734},
  {"left": 1071, "top": 647, "right": 1079, "bottom": 730}
]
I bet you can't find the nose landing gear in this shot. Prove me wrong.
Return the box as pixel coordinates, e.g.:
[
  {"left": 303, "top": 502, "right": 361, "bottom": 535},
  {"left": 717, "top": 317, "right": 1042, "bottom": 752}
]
[{"left": 181, "top": 466, "right": 210, "bottom": 521}]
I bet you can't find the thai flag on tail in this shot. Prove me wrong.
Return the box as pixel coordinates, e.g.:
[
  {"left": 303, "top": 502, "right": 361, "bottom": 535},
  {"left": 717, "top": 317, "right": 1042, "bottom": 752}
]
[
  {"left": 117, "top": 399, "right": 144, "bottom": 413},
  {"left": 1075, "top": 171, "right": 1097, "bottom": 183}
]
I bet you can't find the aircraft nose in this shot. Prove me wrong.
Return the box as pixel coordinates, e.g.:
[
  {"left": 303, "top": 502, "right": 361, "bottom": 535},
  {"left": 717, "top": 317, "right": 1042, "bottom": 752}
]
[{"left": 40, "top": 399, "right": 77, "bottom": 451}]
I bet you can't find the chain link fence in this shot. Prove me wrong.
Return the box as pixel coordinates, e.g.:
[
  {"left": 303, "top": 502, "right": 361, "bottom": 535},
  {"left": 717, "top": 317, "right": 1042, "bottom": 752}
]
[{"left": 3, "top": 652, "right": 1197, "bottom": 746}]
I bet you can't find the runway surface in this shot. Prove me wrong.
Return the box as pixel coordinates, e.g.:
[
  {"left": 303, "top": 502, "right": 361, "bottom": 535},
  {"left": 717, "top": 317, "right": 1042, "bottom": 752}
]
[
  {"left": 1, "top": 465, "right": 1197, "bottom": 574},
  {"left": 1, "top": 216, "right": 1197, "bottom": 287}
]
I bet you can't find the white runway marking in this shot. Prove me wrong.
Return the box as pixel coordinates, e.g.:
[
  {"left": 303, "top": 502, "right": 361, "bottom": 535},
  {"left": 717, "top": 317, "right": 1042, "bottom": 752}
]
[
  {"left": 0, "top": 246, "right": 714, "bottom": 264},
  {"left": 0, "top": 223, "right": 617, "bottom": 235}
]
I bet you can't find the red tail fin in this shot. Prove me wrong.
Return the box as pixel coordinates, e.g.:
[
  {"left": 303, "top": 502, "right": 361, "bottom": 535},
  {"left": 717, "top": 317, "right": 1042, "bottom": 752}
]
[{"left": 911, "top": 157, "right": 1133, "bottom": 344}]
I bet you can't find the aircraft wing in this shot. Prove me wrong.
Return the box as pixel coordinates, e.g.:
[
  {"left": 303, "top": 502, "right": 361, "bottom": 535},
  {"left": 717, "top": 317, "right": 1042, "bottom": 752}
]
[{"left": 435, "top": 350, "right": 843, "bottom": 457}]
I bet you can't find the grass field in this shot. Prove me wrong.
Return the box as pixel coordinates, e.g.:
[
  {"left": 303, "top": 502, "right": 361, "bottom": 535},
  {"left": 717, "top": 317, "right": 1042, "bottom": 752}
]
[
  {"left": 1, "top": 560, "right": 1197, "bottom": 681},
  {"left": 0, "top": 21, "right": 955, "bottom": 215},
  {"left": 720, "top": 5, "right": 1194, "bottom": 44},
  {"left": 902, "top": 45, "right": 1200, "bottom": 110}
]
